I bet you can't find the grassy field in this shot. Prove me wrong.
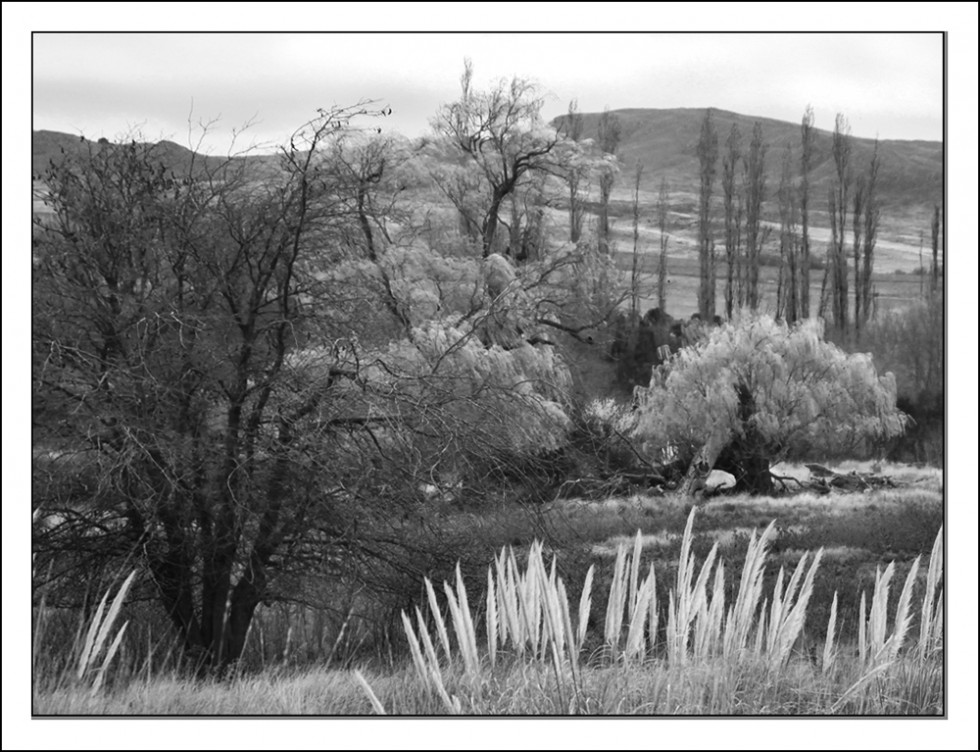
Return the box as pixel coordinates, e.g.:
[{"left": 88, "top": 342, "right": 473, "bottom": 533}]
[{"left": 32, "top": 461, "right": 943, "bottom": 716}]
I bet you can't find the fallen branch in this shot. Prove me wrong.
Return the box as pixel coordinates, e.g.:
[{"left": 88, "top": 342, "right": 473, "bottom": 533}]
[{"left": 770, "top": 472, "right": 807, "bottom": 493}]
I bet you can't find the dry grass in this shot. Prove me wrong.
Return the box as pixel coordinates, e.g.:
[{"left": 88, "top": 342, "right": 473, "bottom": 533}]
[
  {"left": 32, "top": 471, "right": 943, "bottom": 716},
  {"left": 33, "top": 570, "right": 136, "bottom": 701},
  {"left": 352, "top": 507, "right": 942, "bottom": 715}
]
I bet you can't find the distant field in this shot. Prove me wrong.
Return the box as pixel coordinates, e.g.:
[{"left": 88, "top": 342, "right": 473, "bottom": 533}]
[
  {"left": 32, "top": 173, "right": 937, "bottom": 322},
  {"left": 603, "top": 209, "right": 935, "bottom": 320},
  {"left": 611, "top": 248, "right": 934, "bottom": 320}
]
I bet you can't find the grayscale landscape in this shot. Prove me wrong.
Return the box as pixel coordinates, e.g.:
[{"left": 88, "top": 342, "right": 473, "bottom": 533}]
[{"left": 28, "top": 29, "right": 949, "bottom": 721}]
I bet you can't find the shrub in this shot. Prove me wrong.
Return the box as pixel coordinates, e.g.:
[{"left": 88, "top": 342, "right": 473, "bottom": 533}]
[{"left": 853, "top": 295, "right": 943, "bottom": 464}]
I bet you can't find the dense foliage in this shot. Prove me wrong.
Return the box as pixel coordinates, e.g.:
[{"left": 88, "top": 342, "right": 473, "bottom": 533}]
[{"left": 632, "top": 315, "right": 908, "bottom": 492}]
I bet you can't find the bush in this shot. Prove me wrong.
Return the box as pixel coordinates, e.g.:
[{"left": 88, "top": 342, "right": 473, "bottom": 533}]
[{"left": 852, "top": 294, "right": 943, "bottom": 464}]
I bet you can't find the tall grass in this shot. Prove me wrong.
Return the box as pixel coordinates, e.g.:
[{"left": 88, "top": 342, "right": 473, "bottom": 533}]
[
  {"left": 359, "top": 508, "right": 943, "bottom": 714},
  {"left": 33, "top": 507, "right": 942, "bottom": 715},
  {"left": 33, "top": 570, "right": 136, "bottom": 698}
]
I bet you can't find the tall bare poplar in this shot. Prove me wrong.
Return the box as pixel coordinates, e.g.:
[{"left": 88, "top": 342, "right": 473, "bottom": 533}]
[
  {"left": 597, "top": 109, "right": 622, "bottom": 254},
  {"left": 697, "top": 109, "right": 719, "bottom": 320},
  {"left": 861, "top": 138, "right": 880, "bottom": 325},
  {"left": 918, "top": 231, "right": 925, "bottom": 298},
  {"left": 799, "top": 106, "right": 815, "bottom": 318},
  {"left": 722, "top": 123, "right": 742, "bottom": 319},
  {"left": 931, "top": 204, "right": 941, "bottom": 294},
  {"left": 777, "top": 145, "right": 799, "bottom": 323},
  {"left": 563, "top": 99, "right": 585, "bottom": 243},
  {"left": 656, "top": 177, "right": 670, "bottom": 311},
  {"left": 743, "top": 122, "right": 767, "bottom": 310},
  {"left": 852, "top": 176, "right": 865, "bottom": 334},
  {"left": 819, "top": 209, "right": 832, "bottom": 320},
  {"left": 830, "top": 113, "right": 851, "bottom": 332},
  {"left": 630, "top": 162, "right": 644, "bottom": 321}
]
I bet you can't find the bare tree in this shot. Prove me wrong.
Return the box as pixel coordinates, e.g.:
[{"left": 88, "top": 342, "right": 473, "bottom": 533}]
[
  {"left": 776, "top": 145, "right": 799, "bottom": 323},
  {"left": 919, "top": 230, "right": 925, "bottom": 298},
  {"left": 32, "top": 106, "right": 408, "bottom": 671},
  {"left": 630, "top": 161, "right": 644, "bottom": 321},
  {"left": 817, "top": 185, "right": 840, "bottom": 318},
  {"left": 799, "top": 106, "right": 815, "bottom": 319},
  {"left": 433, "top": 59, "right": 563, "bottom": 257},
  {"left": 830, "top": 113, "right": 852, "bottom": 332},
  {"left": 656, "top": 177, "right": 670, "bottom": 311},
  {"left": 596, "top": 109, "right": 622, "bottom": 254},
  {"left": 326, "top": 133, "right": 413, "bottom": 331},
  {"left": 931, "top": 203, "right": 941, "bottom": 294},
  {"left": 722, "top": 123, "right": 742, "bottom": 318},
  {"left": 861, "top": 138, "right": 881, "bottom": 326},
  {"left": 562, "top": 99, "right": 586, "bottom": 243},
  {"left": 32, "top": 106, "right": 588, "bottom": 674},
  {"left": 851, "top": 175, "right": 865, "bottom": 334},
  {"left": 697, "top": 109, "right": 719, "bottom": 320},
  {"left": 743, "top": 122, "right": 767, "bottom": 311}
]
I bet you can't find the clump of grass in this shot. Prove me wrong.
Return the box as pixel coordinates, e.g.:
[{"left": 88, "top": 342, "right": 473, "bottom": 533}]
[
  {"left": 75, "top": 571, "right": 136, "bottom": 692},
  {"left": 356, "top": 508, "right": 943, "bottom": 715},
  {"left": 33, "top": 570, "right": 136, "bottom": 699}
]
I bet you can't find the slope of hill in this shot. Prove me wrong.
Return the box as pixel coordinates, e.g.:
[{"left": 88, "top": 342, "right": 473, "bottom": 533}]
[
  {"left": 553, "top": 108, "right": 942, "bottom": 217},
  {"left": 31, "top": 130, "right": 269, "bottom": 179}
]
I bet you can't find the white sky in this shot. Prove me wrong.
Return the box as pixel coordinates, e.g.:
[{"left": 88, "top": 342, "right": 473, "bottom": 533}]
[
  {"left": 31, "top": 29, "right": 945, "bottom": 151},
  {"left": 4, "top": 4, "right": 979, "bottom": 750}
]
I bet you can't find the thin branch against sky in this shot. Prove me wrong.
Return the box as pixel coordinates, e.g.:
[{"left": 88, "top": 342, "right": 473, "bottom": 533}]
[{"left": 32, "top": 31, "right": 943, "bottom": 153}]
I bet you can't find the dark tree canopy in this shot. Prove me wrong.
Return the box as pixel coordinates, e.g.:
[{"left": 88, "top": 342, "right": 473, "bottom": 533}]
[{"left": 31, "top": 106, "right": 576, "bottom": 672}]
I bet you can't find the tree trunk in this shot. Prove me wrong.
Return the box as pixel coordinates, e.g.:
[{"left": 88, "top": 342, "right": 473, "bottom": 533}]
[
  {"left": 678, "top": 433, "right": 725, "bottom": 498},
  {"left": 482, "top": 195, "right": 503, "bottom": 257},
  {"left": 598, "top": 174, "right": 613, "bottom": 255},
  {"left": 711, "top": 382, "right": 775, "bottom": 495},
  {"left": 716, "top": 452, "right": 773, "bottom": 494},
  {"left": 569, "top": 177, "right": 582, "bottom": 243}
]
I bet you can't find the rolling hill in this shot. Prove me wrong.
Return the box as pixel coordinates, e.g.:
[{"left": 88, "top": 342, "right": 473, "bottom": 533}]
[
  {"left": 34, "top": 107, "right": 942, "bottom": 267},
  {"left": 552, "top": 107, "right": 942, "bottom": 223},
  {"left": 31, "top": 130, "right": 263, "bottom": 179}
]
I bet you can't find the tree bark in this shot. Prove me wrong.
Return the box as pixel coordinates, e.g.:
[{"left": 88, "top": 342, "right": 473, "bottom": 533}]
[{"left": 677, "top": 433, "right": 726, "bottom": 498}]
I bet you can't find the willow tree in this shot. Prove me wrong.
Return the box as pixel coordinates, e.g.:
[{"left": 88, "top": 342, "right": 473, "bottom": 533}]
[{"left": 632, "top": 315, "right": 907, "bottom": 494}]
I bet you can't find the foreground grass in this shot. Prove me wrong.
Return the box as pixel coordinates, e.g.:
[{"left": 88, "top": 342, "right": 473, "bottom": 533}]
[
  {"left": 33, "top": 652, "right": 941, "bottom": 715},
  {"left": 34, "top": 497, "right": 943, "bottom": 716}
]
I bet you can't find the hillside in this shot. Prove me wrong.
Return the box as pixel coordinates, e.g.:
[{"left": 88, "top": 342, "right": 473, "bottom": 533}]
[
  {"left": 553, "top": 108, "right": 942, "bottom": 220},
  {"left": 34, "top": 110, "right": 941, "bottom": 274},
  {"left": 31, "top": 130, "right": 263, "bottom": 179}
]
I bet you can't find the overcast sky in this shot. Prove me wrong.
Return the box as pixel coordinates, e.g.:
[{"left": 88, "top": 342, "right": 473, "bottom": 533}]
[{"left": 33, "top": 31, "right": 944, "bottom": 153}]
